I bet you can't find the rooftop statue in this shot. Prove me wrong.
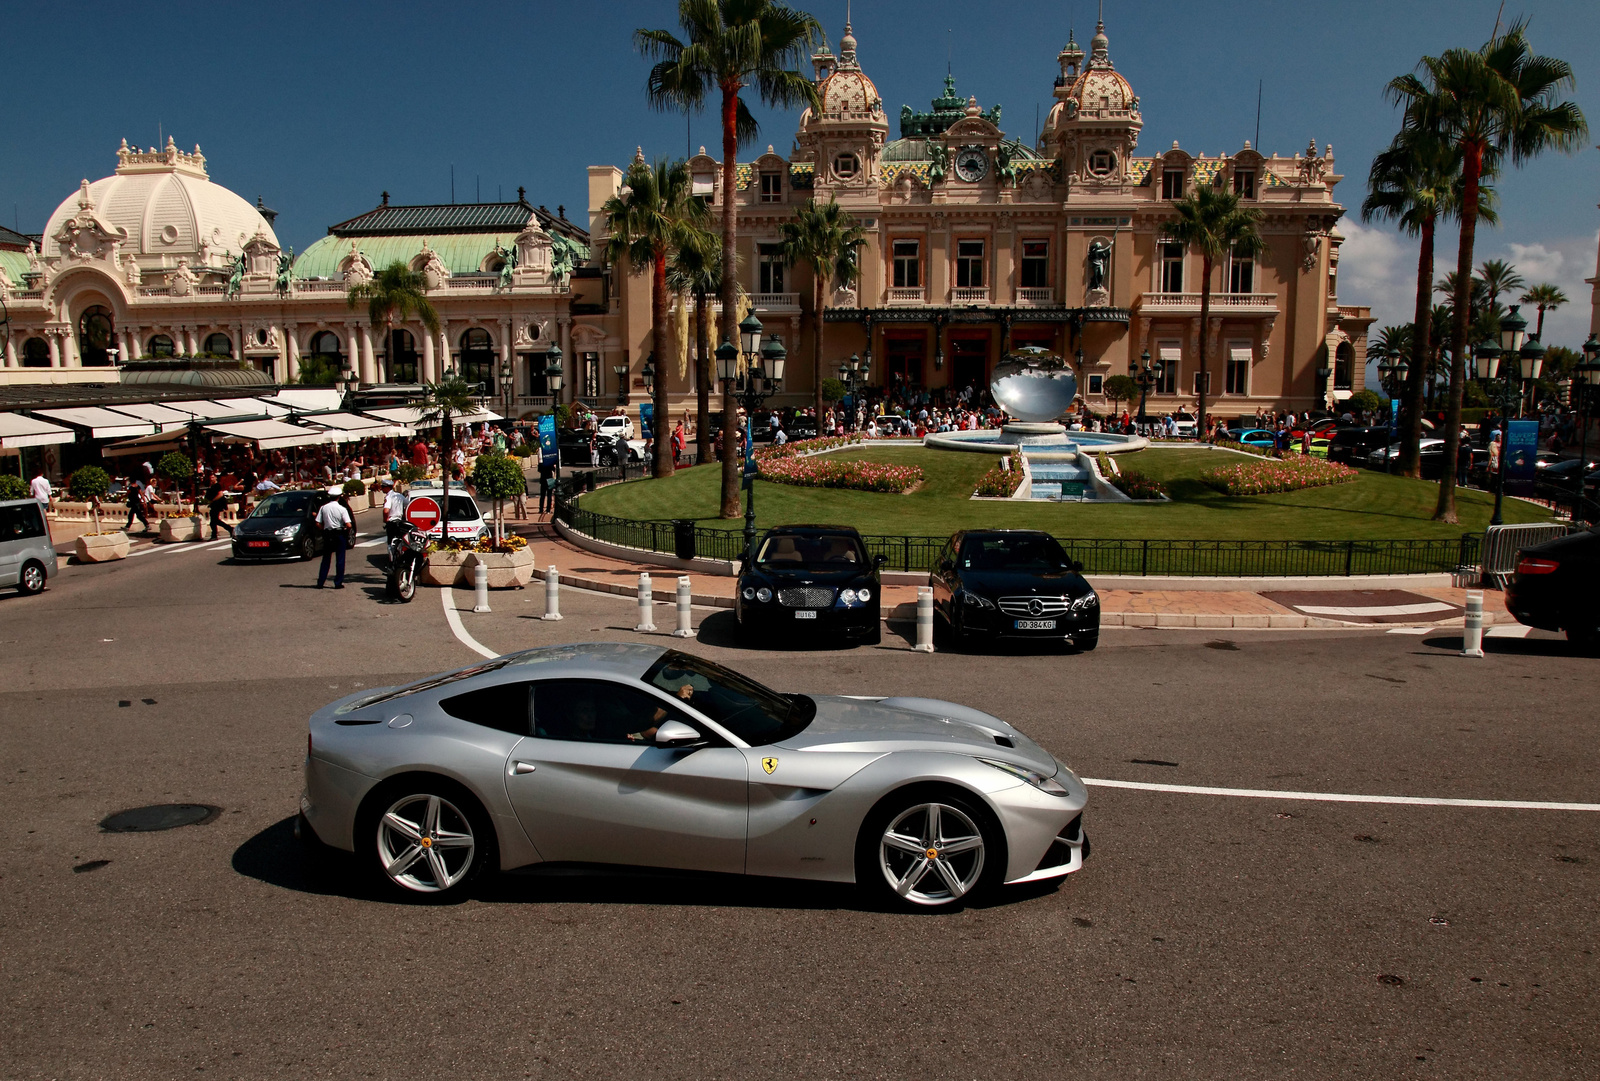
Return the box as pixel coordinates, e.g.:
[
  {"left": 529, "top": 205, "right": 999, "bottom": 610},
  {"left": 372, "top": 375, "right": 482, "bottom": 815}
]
[
  {"left": 927, "top": 143, "right": 949, "bottom": 184},
  {"left": 225, "top": 251, "right": 246, "bottom": 298}
]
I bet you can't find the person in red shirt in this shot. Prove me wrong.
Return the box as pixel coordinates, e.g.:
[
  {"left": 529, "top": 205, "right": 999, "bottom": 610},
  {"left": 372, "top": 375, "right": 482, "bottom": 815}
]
[{"left": 410, "top": 439, "right": 430, "bottom": 470}]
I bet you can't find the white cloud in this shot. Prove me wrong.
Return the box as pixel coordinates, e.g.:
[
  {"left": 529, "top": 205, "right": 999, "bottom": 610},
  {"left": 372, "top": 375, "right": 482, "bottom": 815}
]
[
  {"left": 1338, "top": 219, "right": 1422, "bottom": 333},
  {"left": 1495, "top": 232, "right": 1597, "bottom": 347}
]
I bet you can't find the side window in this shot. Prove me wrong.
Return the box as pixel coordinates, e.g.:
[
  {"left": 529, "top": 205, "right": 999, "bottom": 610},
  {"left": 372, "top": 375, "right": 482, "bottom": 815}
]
[
  {"left": 0, "top": 505, "right": 45, "bottom": 540},
  {"left": 439, "top": 682, "right": 533, "bottom": 736},
  {"left": 533, "top": 679, "right": 697, "bottom": 745}
]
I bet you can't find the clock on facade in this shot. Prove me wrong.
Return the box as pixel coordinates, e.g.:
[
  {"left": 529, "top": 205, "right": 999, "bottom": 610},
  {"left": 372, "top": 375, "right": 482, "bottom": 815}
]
[{"left": 954, "top": 146, "right": 988, "bottom": 183}]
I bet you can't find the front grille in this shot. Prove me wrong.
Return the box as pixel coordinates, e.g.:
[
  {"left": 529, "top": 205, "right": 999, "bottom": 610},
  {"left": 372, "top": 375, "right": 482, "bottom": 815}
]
[
  {"left": 998, "top": 595, "right": 1071, "bottom": 617},
  {"left": 778, "top": 587, "right": 835, "bottom": 608}
]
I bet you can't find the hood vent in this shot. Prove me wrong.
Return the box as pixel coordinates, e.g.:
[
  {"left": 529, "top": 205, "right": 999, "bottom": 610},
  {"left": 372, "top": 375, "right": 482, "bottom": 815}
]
[{"left": 992, "top": 735, "right": 1014, "bottom": 748}]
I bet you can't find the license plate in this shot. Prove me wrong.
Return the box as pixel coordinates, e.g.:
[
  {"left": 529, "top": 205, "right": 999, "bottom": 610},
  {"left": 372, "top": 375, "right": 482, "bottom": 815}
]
[
  {"left": 247, "top": 541, "right": 269, "bottom": 548},
  {"left": 1014, "top": 619, "right": 1056, "bottom": 630},
  {"left": 794, "top": 610, "right": 817, "bottom": 620}
]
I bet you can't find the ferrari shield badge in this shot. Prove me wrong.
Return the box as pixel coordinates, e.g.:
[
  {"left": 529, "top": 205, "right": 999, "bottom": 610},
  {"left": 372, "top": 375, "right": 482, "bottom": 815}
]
[{"left": 761, "top": 757, "right": 778, "bottom": 775}]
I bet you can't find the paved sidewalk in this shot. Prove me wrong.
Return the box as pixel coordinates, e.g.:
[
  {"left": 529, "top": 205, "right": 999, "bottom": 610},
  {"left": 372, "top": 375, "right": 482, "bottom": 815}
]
[{"left": 506, "top": 517, "right": 1507, "bottom": 630}]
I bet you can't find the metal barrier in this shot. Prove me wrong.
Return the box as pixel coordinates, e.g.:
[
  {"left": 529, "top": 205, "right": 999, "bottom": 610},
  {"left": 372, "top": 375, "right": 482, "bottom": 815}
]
[
  {"left": 556, "top": 493, "right": 1486, "bottom": 578},
  {"left": 1479, "top": 522, "right": 1573, "bottom": 586}
]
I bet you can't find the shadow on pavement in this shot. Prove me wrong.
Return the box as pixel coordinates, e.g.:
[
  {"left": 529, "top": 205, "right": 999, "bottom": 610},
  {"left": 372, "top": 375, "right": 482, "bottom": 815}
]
[
  {"left": 233, "top": 816, "right": 1064, "bottom": 912},
  {"left": 692, "top": 610, "right": 873, "bottom": 652},
  {"left": 1421, "top": 634, "right": 1592, "bottom": 658}
]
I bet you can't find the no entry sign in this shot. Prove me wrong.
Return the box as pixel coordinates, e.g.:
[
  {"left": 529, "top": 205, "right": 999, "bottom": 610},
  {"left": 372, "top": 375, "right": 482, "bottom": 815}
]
[{"left": 404, "top": 495, "right": 440, "bottom": 530}]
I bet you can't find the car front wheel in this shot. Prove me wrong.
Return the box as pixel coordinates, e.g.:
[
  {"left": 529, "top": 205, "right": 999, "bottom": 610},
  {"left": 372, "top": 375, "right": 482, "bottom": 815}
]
[
  {"left": 298, "top": 533, "right": 317, "bottom": 561},
  {"left": 362, "top": 782, "right": 493, "bottom": 900},
  {"left": 857, "top": 790, "right": 1000, "bottom": 911}
]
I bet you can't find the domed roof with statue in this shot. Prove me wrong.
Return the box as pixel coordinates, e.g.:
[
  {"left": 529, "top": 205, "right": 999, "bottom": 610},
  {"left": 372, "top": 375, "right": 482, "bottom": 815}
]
[
  {"left": 40, "top": 138, "right": 279, "bottom": 271},
  {"left": 801, "top": 20, "right": 886, "bottom": 132},
  {"left": 1058, "top": 20, "right": 1139, "bottom": 121}
]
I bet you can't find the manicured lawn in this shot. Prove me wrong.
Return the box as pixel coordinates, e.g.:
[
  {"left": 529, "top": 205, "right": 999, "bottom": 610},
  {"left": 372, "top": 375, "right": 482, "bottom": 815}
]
[{"left": 579, "top": 445, "right": 1552, "bottom": 540}]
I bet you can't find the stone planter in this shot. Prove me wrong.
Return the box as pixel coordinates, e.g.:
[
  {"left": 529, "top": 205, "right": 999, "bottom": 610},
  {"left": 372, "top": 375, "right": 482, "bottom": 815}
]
[
  {"left": 465, "top": 548, "right": 534, "bottom": 589},
  {"left": 422, "top": 550, "right": 471, "bottom": 587},
  {"left": 74, "top": 531, "right": 131, "bottom": 562},
  {"left": 157, "top": 516, "right": 204, "bottom": 543},
  {"left": 368, "top": 489, "right": 384, "bottom": 509}
]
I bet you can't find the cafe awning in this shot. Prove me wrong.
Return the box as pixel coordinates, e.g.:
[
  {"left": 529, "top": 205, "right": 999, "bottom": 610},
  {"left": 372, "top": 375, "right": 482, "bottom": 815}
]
[
  {"left": 31, "top": 407, "right": 158, "bottom": 440},
  {"left": 159, "top": 399, "right": 263, "bottom": 421},
  {"left": 304, "top": 412, "right": 406, "bottom": 442},
  {"left": 204, "top": 419, "right": 332, "bottom": 450},
  {"left": 366, "top": 405, "right": 503, "bottom": 428},
  {"left": 259, "top": 388, "right": 344, "bottom": 412},
  {"left": 101, "top": 429, "right": 187, "bottom": 458},
  {"left": 104, "top": 401, "right": 201, "bottom": 432},
  {"left": 0, "top": 412, "right": 76, "bottom": 451}
]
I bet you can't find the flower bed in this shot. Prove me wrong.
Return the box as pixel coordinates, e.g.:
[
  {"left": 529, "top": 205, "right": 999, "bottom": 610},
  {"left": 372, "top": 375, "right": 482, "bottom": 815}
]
[
  {"left": 757, "top": 455, "right": 922, "bottom": 493},
  {"left": 1202, "top": 455, "right": 1357, "bottom": 496},
  {"left": 1109, "top": 471, "right": 1168, "bottom": 500},
  {"left": 1214, "top": 439, "right": 1275, "bottom": 458},
  {"left": 754, "top": 434, "right": 865, "bottom": 461},
  {"left": 973, "top": 462, "right": 1021, "bottom": 497},
  {"left": 431, "top": 534, "right": 528, "bottom": 554}
]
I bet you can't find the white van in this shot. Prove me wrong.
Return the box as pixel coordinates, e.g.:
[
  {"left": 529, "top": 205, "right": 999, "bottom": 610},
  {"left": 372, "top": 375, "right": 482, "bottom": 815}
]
[{"left": 0, "top": 499, "right": 58, "bottom": 595}]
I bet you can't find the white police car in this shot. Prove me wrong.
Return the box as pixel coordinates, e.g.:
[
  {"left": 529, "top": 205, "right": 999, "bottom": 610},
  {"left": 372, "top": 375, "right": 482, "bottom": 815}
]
[{"left": 402, "top": 482, "right": 491, "bottom": 544}]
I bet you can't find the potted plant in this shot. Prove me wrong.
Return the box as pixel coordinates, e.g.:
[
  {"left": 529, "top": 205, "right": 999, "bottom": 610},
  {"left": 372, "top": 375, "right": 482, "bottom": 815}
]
[
  {"left": 156, "top": 452, "right": 201, "bottom": 542},
  {"left": 68, "top": 466, "right": 130, "bottom": 562},
  {"left": 342, "top": 476, "right": 375, "bottom": 508},
  {"left": 0, "top": 475, "right": 27, "bottom": 501}
]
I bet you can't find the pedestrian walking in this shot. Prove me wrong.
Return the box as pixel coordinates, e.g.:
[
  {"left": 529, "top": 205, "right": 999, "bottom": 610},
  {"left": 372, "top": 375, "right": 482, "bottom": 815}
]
[
  {"left": 206, "top": 483, "right": 234, "bottom": 540},
  {"left": 315, "top": 495, "right": 354, "bottom": 589},
  {"left": 537, "top": 457, "right": 556, "bottom": 516},
  {"left": 30, "top": 469, "right": 52, "bottom": 509},
  {"left": 124, "top": 476, "right": 151, "bottom": 534}
]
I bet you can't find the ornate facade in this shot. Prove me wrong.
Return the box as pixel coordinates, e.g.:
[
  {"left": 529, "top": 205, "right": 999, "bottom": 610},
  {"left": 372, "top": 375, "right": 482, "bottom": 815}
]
[
  {"left": 588, "top": 17, "right": 1372, "bottom": 421},
  {"left": 0, "top": 139, "right": 590, "bottom": 417}
]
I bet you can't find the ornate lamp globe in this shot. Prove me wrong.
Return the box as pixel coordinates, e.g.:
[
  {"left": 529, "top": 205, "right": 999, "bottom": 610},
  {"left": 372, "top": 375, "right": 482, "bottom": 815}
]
[
  {"left": 739, "top": 313, "right": 763, "bottom": 357},
  {"left": 715, "top": 340, "right": 739, "bottom": 383},
  {"left": 641, "top": 354, "right": 656, "bottom": 393},
  {"left": 543, "top": 345, "right": 564, "bottom": 394},
  {"left": 1499, "top": 305, "right": 1528, "bottom": 355},
  {"left": 1518, "top": 336, "right": 1545, "bottom": 382},
  {"left": 762, "top": 336, "right": 787, "bottom": 386},
  {"left": 1474, "top": 340, "right": 1500, "bottom": 381}
]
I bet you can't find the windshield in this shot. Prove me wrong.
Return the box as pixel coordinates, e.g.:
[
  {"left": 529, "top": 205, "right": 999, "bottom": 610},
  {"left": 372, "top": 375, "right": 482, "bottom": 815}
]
[
  {"left": 250, "top": 491, "right": 320, "bottom": 518},
  {"left": 642, "top": 650, "right": 813, "bottom": 745},
  {"left": 959, "top": 534, "right": 1074, "bottom": 572},
  {"left": 756, "top": 532, "right": 866, "bottom": 571}
]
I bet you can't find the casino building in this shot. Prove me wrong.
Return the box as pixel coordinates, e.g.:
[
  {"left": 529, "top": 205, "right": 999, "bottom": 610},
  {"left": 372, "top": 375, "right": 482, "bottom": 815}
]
[{"left": 588, "top": 16, "right": 1372, "bottom": 421}]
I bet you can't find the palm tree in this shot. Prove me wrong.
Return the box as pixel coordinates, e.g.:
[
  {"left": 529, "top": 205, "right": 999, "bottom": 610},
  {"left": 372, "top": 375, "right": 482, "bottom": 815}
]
[
  {"left": 347, "top": 261, "right": 440, "bottom": 383},
  {"left": 415, "top": 375, "right": 478, "bottom": 539},
  {"left": 1363, "top": 131, "right": 1469, "bottom": 476},
  {"left": 1476, "top": 258, "right": 1525, "bottom": 310},
  {"left": 636, "top": 1, "right": 821, "bottom": 357},
  {"left": 1388, "top": 20, "right": 1587, "bottom": 522},
  {"left": 602, "top": 155, "right": 703, "bottom": 479},
  {"left": 1521, "top": 282, "right": 1568, "bottom": 339},
  {"left": 665, "top": 225, "right": 725, "bottom": 468},
  {"left": 778, "top": 198, "right": 866, "bottom": 423},
  {"left": 1159, "top": 185, "right": 1264, "bottom": 433}
]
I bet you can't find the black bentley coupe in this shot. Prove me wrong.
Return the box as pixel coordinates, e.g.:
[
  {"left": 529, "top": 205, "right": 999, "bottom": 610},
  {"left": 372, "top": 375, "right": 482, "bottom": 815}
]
[{"left": 736, "top": 525, "right": 885, "bottom": 645}]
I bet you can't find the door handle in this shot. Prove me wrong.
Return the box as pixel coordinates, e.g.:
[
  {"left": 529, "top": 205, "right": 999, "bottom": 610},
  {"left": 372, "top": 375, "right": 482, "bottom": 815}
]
[{"left": 512, "top": 761, "right": 536, "bottom": 775}]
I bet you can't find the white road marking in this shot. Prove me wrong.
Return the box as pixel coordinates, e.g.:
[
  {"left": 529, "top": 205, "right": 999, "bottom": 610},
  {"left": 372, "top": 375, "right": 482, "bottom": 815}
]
[
  {"left": 1486, "top": 625, "right": 1533, "bottom": 638},
  {"left": 440, "top": 587, "right": 499, "bottom": 660},
  {"left": 354, "top": 537, "right": 388, "bottom": 548},
  {"left": 1295, "top": 601, "right": 1456, "bottom": 618},
  {"left": 1082, "top": 777, "right": 1600, "bottom": 812},
  {"left": 1386, "top": 627, "right": 1430, "bottom": 635}
]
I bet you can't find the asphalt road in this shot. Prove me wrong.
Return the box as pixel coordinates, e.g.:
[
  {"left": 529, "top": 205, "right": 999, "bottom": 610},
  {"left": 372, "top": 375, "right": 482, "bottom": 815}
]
[{"left": 3, "top": 513, "right": 1596, "bottom": 1080}]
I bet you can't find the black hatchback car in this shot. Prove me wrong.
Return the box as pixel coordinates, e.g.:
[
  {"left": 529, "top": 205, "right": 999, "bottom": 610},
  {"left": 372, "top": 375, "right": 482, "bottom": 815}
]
[
  {"left": 1505, "top": 526, "right": 1599, "bottom": 650},
  {"left": 929, "top": 530, "right": 1099, "bottom": 650},
  {"left": 736, "top": 525, "right": 885, "bottom": 645},
  {"left": 231, "top": 489, "right": 333, "bottom": 561}
]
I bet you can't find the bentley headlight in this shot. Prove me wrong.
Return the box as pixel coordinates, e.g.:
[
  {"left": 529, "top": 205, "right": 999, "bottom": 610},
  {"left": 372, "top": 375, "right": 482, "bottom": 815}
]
[
  {"left": 755, "top": 586, "right": 772, "bottom": 603},
  {"left": 978, "top": 757, "right": 1071, "bottom": 796},
  {"left": 840, "top": 588, "right": 857, "bottom": 603},
  {"left": 855, "top": 586, "right": 871, "bottom": 603},
  {"left": 741, "top": 586, "right": 755, "bottom": 600}
]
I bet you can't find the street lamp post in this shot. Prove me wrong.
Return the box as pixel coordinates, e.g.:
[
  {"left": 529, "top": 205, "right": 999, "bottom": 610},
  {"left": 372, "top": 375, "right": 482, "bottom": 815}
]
[
  {"left": 1315, "top": 365, "right": 1332, "bottom": 414},
  {"left": 499, "top": 357, "right": 513, "bottom": 422},
  {"left": 1133, "top": 348, "right": 1164, "bottom": 434},
  {"left": 612, "top": 363, "right": 629, "bottom": 405},
  {"left": 543, "top": 348, "right": 564, "bottom": 488},
  {"left": 1374, "top": 347, "right": 1408, "bottom": 474},
  {"left": 1575, "top": 334, "right": 1600, "bottom": 511},
  {"left": 1477, "top": 305, "right": 1546, "bottom": 526},
  {"left": 837, "top": 353, "right": 862, "bottom": 430},
  {"left": 716, "top": 314, "right": 786, "bottom": 564}
]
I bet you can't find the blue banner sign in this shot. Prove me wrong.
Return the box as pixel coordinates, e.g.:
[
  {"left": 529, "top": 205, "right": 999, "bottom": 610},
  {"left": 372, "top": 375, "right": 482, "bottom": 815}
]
[
  {"left": 743, "top": 416, "right": 757, "bottom": 478},
  {"left": 1504, "top": 419, "right": 1539, "bottom": 496},
  {"left": 640, "top": 403, "right": 654, "bottom": 441},
  {"left": 537, "top": 414, "right": 557, "bottom": 465}
]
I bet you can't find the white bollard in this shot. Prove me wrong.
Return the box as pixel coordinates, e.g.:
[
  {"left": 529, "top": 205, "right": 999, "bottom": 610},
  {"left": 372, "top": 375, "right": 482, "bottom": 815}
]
[
  {"left": 471, "top": 560, "right": 491, "bottom": 613},
  {"left": 1460, "top": 589, "right": 1485, "bottom": 658},
  {"left": 672, "top": 576, "right": 695, "bottom": 637},
  {"left": 541, "top": 565, "right": 563, "bottom": 621},
  {"left": 914, "top": 587, "right": 935, "bottom": 653},
  {"left": 635, "top": 572, "right": 656, "bottom": 632}
]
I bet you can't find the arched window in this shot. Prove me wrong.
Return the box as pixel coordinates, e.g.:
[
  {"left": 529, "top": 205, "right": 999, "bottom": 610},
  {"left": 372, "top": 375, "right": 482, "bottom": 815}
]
[
  {"left": 458, "top": 328, "right": 495, "bottom": 391},
  {"left": 309, "top": 330, "right": 344, "bottom": 364},
  {"left": 203, "top": 332, "right": 233, "bottom": 357},
  {"left": 77, "top": 306, "right": 115, "bottom": 367},
  {"left": 147, "top": 334, "right": 176, "bottom": 358},
  {"left": 21, "top": 337, "right": 50, "bottom": 367},
  {"left": 386, "top": 329, "right": 418, "bottom": 384},
  {"left": 1334, "top": 342, "right": 1354, "bottom": 391}
]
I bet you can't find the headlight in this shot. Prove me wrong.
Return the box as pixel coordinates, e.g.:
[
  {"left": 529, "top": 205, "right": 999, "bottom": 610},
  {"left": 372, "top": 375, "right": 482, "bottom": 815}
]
[
  {"left": 741, "top": 586, "right": 755, "bottom": 600},
  {"left": 978, "top": 757, "right": 1070, "bottom": 796},
  {"left": 755, "top": 587, "right": 772, "bottom": 603},
  {"left": 275, "top": 525, "right": 298, "bottom": 538},
  {"left": 840, "top": 588, "right": 857, "bottom": 603},
  {"left": 962, "top": 590, "right": 995, "bottom": 609},
  {"left": 855, "top": 586, "right": 871, "bottom": 603}
]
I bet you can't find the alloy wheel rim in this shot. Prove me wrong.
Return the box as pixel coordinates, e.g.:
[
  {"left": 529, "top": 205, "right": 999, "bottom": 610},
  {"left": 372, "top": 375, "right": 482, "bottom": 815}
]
[
  {"left": 376, "top": 794, "right": 475, "bottom": 892},
  {"left": 878, "top": 802, "right": 985, "bottom": 906},
  {"left": 23, "top": 566, "right": 43, "bottom": 591}
]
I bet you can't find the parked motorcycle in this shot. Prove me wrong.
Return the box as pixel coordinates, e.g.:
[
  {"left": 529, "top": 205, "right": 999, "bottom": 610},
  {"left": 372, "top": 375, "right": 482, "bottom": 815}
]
[{"left": 386, "top": 527, "right": 428, "bottom": 602}]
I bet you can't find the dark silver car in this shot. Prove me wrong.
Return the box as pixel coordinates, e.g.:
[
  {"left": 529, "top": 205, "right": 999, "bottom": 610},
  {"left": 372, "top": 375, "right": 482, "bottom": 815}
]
[
  {"left": 0, "top": 499, "right": 57, "bottom": 595},
  {"left": 301, "top": 643, "right": 1089, "bottom": 909}
]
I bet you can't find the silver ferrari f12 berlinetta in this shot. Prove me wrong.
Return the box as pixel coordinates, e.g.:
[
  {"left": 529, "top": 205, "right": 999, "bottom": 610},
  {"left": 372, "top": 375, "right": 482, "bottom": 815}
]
[{"left": 299, "top": 643, "right": 1088, "bottom": 909}]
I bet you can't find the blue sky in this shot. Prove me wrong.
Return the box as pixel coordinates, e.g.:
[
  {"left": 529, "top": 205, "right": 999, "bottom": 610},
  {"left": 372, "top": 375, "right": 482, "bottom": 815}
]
[{"left": 6, "top": 0, "right": 1596, "bottom": 350}]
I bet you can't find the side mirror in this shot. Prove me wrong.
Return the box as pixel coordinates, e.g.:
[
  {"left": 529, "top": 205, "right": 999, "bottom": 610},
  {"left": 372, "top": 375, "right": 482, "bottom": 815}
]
[
  {"left": 873, "top": 553, "right": 889, "bottom": 566},
  {"left": 654, "top": 719, "right": 705, "bottom": 749}
]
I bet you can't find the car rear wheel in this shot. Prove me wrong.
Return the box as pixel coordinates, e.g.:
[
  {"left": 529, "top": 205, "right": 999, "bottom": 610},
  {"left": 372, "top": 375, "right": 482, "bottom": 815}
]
[
  {"left": 361, "top": 781, "right": 493, "bottom": 900},
  {"left": 17, "top": 560, "right": 46, "bottom": 595},
  {"left": 857, "top": 789, "right": 999, "bottom": 910}
]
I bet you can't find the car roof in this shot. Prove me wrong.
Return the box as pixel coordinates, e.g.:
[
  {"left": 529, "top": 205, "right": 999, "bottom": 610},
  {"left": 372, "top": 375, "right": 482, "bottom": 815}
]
[
  {"left": 763, "top": 524, "right": 864, "bottom": 537},
  {"left": 0, "top": 498, "right": 46, "bottom": 509}
]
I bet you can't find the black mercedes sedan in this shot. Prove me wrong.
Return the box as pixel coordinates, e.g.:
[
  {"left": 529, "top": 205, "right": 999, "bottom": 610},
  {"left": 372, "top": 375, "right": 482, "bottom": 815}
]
[
  {"left": 231, "top": 489, "right": 333, "bottom": 561},
  {"left": 1505, "top": 526, "right": 1599, "bottom": 651},
  {"left": 737, "top": 525, "right": 885, "bottom": 645},
  {"left": 929, "top": 530, "right": 1099, "bottom": 650}
]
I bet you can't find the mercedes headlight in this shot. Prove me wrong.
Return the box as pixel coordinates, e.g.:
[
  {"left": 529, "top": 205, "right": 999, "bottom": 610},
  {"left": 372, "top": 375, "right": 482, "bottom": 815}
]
[
  {"left": 978, "top": 757, "right": 1070, "bottom": 796},
  {"left": 962, "top": 590, "right": 995, "bottom": 609}
]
